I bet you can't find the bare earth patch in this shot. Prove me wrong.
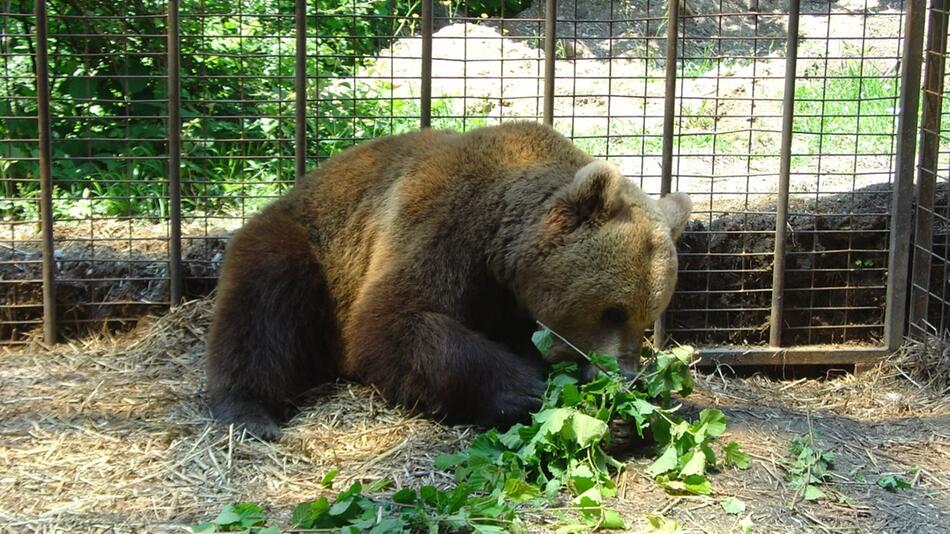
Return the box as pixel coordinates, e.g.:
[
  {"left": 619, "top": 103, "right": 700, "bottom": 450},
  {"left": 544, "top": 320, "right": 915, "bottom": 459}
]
[{"left": 0, "top": 299, "right": 947, "bottom": 533}]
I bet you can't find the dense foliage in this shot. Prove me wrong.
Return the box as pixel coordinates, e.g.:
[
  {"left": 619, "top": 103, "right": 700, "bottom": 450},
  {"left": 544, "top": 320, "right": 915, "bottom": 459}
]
[
  {"left": 1, "top": 0, "right": 526, "bottom": 220},
  {"left": 193, "top": 330, "right": 750, "bottom": 532}
]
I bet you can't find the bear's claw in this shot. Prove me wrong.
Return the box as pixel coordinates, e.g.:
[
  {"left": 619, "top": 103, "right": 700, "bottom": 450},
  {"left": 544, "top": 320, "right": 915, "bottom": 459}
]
[{"left": 211, "top": 398, "right": 283, "bottom": 441}]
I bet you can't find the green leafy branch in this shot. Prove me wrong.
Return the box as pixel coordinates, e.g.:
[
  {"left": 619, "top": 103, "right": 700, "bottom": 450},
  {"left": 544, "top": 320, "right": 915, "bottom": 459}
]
[
  {"left": 782, "top": 416, "right": 836, "bottom": 507},
  {"left": 194, "top": 328, "right": 749, "bottom": 533}
]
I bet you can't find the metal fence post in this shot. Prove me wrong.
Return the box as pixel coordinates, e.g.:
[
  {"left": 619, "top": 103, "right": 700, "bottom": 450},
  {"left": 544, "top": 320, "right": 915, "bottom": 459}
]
[
  {"left": 295, "top": 0, "right": 307, "bottom": 181},
  {"left": 768, "top": 0, "right": 801, "bottom": 347},
  {"left": 35, "top": 0, "right": 56, "bottom": 343},
  {"left": 654, "top": 0, "right": 681, "bottom": 349},
  {"left": 420, "top": 0, "right": 432, "bottom": 128},
  {"left": 542, "top": 0, "right": 556, "bottom": 125},
  {"left": 908, "top": 0, "right": 949, "bottom": 336},
  {"left": 885, "top": 0, "right": 926, "bottom": 348},
  {"left": 167, "top": 0, "right": 183, "bottom": 305}
]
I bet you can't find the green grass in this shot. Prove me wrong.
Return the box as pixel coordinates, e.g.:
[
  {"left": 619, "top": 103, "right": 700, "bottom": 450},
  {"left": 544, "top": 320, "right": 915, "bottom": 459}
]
[{"left": 793, "top": 60, "right": 899, "bottom": 158}]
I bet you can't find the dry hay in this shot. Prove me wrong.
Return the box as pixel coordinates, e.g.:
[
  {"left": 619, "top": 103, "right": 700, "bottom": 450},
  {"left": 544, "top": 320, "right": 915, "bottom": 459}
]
[
  {"left": 0, "top": 300, "right": 468, "bottom": 533},
  {"left": 1, "top": 299, "right": 948, "bottom": 533}
]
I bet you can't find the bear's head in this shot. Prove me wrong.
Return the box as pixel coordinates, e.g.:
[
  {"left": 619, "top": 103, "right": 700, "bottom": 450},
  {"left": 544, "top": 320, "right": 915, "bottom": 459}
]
[{"left": 516, "top": 161, "right": 692, "bottom": 375}]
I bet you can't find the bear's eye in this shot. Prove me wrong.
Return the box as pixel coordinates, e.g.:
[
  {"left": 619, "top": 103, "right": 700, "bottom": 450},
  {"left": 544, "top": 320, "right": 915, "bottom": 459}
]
[{"left": 601, "top": 306, "right": 628, "bottom": 326}]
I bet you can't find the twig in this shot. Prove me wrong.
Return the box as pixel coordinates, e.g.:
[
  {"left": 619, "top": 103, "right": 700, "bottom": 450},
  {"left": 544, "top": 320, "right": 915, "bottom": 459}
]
[{"left": 535, "top": 320, "right": 662, "bottom": 388}]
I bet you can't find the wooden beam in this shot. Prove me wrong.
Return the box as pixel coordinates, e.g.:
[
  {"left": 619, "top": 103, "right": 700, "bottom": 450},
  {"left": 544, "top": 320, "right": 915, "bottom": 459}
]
[{"left": 696, "top": 346, "right": 890, "bottom": 367}]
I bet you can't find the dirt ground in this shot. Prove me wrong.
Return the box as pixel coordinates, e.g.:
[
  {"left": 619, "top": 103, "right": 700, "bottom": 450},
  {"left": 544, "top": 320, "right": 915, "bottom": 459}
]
[{"left": 0, "top": 299, "right": 947, "bottom": 533}]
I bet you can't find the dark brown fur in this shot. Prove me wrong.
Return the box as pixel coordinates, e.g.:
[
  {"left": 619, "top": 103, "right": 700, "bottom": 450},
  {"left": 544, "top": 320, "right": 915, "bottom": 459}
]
[{"left": 206, "top": 122, "right": 691, "bottom": 439}]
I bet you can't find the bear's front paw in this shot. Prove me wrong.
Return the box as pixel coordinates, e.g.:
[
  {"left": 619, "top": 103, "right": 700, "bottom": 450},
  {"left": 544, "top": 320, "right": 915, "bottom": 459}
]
[
  {"left": 483, "top": 372, "right": 545, "bottom": 427},
  {"left": 211, "top": 397, "right": 283, "bottom": 441}
]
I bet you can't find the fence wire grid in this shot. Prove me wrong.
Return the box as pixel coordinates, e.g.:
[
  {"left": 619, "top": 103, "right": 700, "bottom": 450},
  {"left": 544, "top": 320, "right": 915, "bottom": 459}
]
[{"left": 1, "top": 0, "right": 948, "bottom": 366}]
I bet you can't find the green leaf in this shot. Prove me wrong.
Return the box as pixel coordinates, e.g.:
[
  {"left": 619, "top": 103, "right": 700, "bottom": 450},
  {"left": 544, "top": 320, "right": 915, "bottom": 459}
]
[
  {"left": 720, "top": 497, "right": 746, "bottom": 515},
  {"left": 369, "top": 518, "right": 408, "bottom": 534},
  {"left": 434, "top": 452, "right": 465, "bottom": 470},
  {"left": 210, "top": 503, "right": 265, "bottom": 528},
  {"left": 499, "top": 425, "right": 525, "bottom": 449},
  {"left": 212, "top": 505, "right": 242, "bottom": 526},
  {"left": 698, "top": 409, "right": 727, "bottom": 437},
  {"left": 503, "top": 478, "right": 540, "bottom": 502},
  {"left": 647, "top": 446, "right": 679, "bottom": 477},
  {"left": 641, "top": 515, "right": 683, "bottom": 534},
  {"left": 569, "top": 464, "right": 596, "bottom": 494},
  {"left": 803, "top": 484, "right": 826, "bottom": 501},
  {"left": 419, "top": 485, "right": 439, "bottom": 506},
  {"left": 670, "top": 346, "right": 697, "bottom": 365},
  {"left": 532, "top": 327, "right": 554, "bottom": 354},
  {"left": 291, "top": 497, "right": 330, "bottom": 528},
  {"left": 670, "top": 421, "right": 690, "bottom": 440},
  {"left": 391, "top": 488, "right": 416, "bottom": 504},
  {"left": 328, "top": 497, "right": 357, "bottom": 517},
  {"left": 573, "top": 487, "right": 604, "bottom": 523},
  {"left": 565, "top": 412, "right": 609, "bottom": 448},
  {"left": 257, "top": 527, "right": 281, "bottom": 534},
  {"left": 682, "top": 475, "right": 712, "bottom": 495},
  {"left": 573, "top": 486, "right": 603, "bottom": 505},
  {"left": 190, "top": 523, "right": 214, "bottom": 533},
  {"left": 533, "top": 408, "right": 572, "bottom": 441},
  {"left": 560, "top": 384, "right": 581, "bottom": 406},
  {"left": 679, "top": 450, "right": 707, "bottom": 477},
  {"left": 321, "top": 469, "right": 339, "bottom": 488},
  {"left": 724, "top": 442, "right": 750, "bottom": 470},
  {"left": 877, "top": 475, "right": 912, "bottom": 491},
  {"left": 589, "top": 352, "right": 621, "bottom": 373},
  {"left": 601, "top": 508, "right": 626, "bottom": 529}
]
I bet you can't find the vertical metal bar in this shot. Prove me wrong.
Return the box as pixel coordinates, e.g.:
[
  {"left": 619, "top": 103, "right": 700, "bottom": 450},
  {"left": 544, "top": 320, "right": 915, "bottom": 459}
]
[
  {"left": 768, "top": 0, "right": 801, "bottom": 347},
  {"left": 294, "top": 0, "right": 307, "bottom": 181},
  {"left": 908, "top": 0, "right": 947, "bottom": 336},
  {"left": 654, "top": 0, "right": 680, "bottom": 349},
  {"left": 35, "top": 0, "right": 56, "bottom": 343},
  {"left": 167, "top": 0, "right": 183, "bottom": 305},
  {"left": 884, "top": 0, "right": 926, "bottom": 348},
  {"left": 420, "top": 0, "right": 432, "bottom": 128},
  {"left": 542, "top": 0, "right": 556, "bottom": 125},
  {"left": 659, "top": 0, "right": 678, "bottom": 197}
]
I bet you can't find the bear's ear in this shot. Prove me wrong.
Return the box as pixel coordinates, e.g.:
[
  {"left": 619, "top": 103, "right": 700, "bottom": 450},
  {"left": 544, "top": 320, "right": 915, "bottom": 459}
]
[
  {"left": 548, "top": 161, "right": 624, "bottom": 233},
  {"left": 657, "top": 192, "right": 692, "bottom": 239}
]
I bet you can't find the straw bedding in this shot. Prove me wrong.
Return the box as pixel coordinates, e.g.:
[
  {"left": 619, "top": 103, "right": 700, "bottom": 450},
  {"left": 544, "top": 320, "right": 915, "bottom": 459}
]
[{"left": 1, "top": 298, "right": 947, "bottom": 533}]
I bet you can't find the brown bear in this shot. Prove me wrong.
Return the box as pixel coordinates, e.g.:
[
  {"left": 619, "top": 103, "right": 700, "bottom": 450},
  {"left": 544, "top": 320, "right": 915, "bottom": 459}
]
[{"left": 206, "top": 121, "right": 692, "bottom": 440}]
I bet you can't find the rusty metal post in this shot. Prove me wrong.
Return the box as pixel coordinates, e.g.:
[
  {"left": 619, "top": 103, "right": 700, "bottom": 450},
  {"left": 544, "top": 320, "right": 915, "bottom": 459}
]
[
  {"left": 908, "top": 0, "right": 948, "bottom": 336},
  {"left": 768, "top": 0, "right": 801, "bottom": 347},
  {"left": 885, "top": 0, "right": 926, "bottom": 347},
  {"left": 659, "top": 0, "right": 679, "bottom": 197},
  {"left": 654, "top": 0, "right": 681, "bottom": 349},
  {"left": 542, "top": 0, "right": 556, "bottom": 125},
  {"left": 167, "top": 0, "right": 183, "bottom": 305},
  {"left": 35, "top": 0, "right": 56, "bottom": 343},
  {"left": 420, "top": 0, "right": 432, "bottom": 128},
  {"left": 294, "top": 0, "right": 307, "bottom": 181}
]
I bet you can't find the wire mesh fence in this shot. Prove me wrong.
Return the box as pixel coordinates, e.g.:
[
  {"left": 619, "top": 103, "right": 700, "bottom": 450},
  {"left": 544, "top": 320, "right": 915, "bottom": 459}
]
[
  {"left": 909, "top": 0, "right": 950, "bottom": 343},
  {"left": 1, "top": 0, "right": 947, "bottom": 365}
]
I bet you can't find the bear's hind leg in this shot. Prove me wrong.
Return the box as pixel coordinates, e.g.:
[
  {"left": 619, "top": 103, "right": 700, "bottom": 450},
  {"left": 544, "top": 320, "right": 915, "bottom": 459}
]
[{"left": 206, "top": 207, "right": 336, "bottom": 440}]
